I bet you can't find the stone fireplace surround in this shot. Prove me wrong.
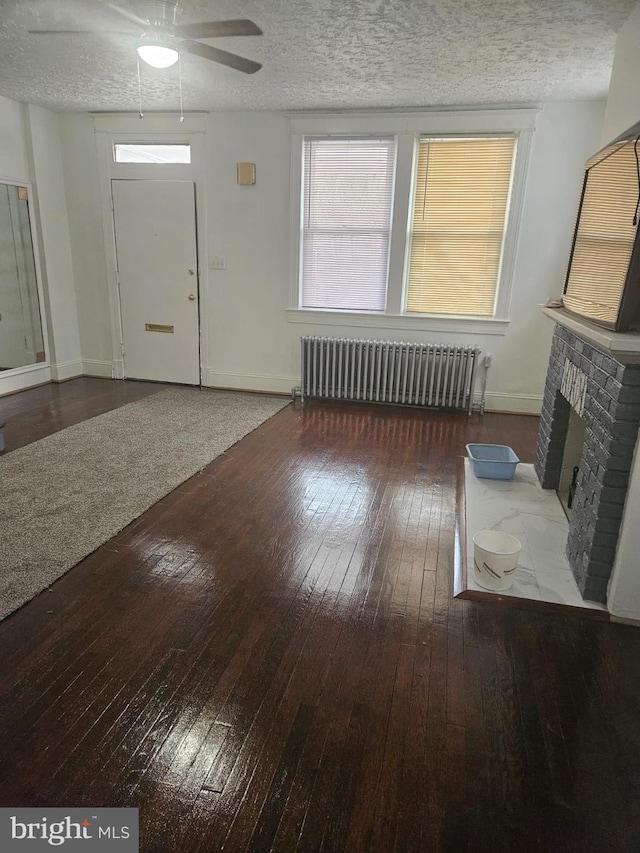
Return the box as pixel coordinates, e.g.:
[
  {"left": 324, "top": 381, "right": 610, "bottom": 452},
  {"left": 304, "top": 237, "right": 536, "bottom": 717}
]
[{"left": 535, "top": 310, "right": 640, "bottom": 604}]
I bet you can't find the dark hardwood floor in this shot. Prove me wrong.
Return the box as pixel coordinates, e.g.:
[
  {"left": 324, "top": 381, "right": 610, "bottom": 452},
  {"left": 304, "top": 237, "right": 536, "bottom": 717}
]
[
  {"left": 1, "top": 379, "right": 640, "bottom": 851},
  {"left": 0, "top": 377, "right": 169, "bottom": 453}
]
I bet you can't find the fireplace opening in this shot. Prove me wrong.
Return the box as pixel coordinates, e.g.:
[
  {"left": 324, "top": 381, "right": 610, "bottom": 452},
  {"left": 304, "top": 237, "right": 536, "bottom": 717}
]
[{"left": 558, "top": 408, "right": 586, "bottom": 519}]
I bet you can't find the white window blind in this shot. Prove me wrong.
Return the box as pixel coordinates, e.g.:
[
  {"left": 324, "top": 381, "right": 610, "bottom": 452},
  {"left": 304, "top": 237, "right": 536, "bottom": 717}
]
[
  {"left": 406, "top": 136, "right": 516, "bottom": 316},
  {"left": 301, "top": 137, "right": 395, "bottom": 311}
]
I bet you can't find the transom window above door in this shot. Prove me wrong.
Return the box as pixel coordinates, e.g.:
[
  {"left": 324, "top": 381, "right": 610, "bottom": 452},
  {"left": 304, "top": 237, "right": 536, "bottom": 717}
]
[{"left": 113, "top": 143, "right": 191, "bottom": 164}]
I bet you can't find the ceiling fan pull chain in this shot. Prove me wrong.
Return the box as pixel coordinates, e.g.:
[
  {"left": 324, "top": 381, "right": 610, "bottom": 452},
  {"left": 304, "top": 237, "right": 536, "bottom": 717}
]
[
  {"left": 136, "top": 53, "right": 144, "bottom": 118},
  {"left": 178, "top": 53, "right": 184, "bottom": 123}
]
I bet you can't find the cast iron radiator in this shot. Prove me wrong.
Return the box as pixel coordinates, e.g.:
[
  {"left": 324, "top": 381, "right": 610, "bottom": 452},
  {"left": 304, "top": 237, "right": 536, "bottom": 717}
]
[{"left": 300, "top": 336, "right": 481, "bottom": 413}]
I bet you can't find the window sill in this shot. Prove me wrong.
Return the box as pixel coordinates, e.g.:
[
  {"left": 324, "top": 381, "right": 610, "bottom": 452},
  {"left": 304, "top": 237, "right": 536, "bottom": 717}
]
[{"left": 286, "top": 309, "right": 509, "bottom": 336}]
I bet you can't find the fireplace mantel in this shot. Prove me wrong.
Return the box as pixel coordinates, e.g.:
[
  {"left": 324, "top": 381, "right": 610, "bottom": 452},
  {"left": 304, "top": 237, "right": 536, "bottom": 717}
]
[{"left": 541, "top": 306, "right": 640, "bottom": 364}]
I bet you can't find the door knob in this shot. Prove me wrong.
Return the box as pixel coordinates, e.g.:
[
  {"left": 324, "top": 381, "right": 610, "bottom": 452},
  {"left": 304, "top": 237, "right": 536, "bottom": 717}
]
[{"left": 188, "top": 293, "right": 196, "bottom": 301}]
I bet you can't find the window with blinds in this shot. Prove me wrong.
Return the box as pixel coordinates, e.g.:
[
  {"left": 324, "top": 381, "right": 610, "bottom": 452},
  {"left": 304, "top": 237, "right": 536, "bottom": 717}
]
[
  {"left": 406, "top": 136, "right": 517, "bottom": 316},
  {"left": 563, "top": 140, "right": 639, "bottom": 327},
  {"left": 301, "top": 137, "right": 395, "bottom": 311}
]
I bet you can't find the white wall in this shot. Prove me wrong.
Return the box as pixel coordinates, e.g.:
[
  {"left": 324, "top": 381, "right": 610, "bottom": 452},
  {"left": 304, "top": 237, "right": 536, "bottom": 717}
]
[
  {"left": 58, "top": 113, "right": 113, "bottom": 372},
  {"left": 601, "top": 3, "right": 640, "bottom": 145},
  {"left": 24, "top": 105, "right": 82, "bottom": 381},
  {"left": 0, "top": 95, "right": 28, "bottom": 183},
  {"left": 60, "top": 100, "right": 604, "bottom": 412},
  {"left": 204, "top": 111, "right": 293, "bottom": 392},
  {"left": 206, "top": 102, "right": 604, "bottom": 410}
]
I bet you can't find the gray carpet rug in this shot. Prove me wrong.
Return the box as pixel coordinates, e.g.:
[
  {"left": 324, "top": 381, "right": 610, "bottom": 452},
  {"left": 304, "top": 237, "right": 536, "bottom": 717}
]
[{"left": 0, "top": 388, "right": 289, "bottom": 620}]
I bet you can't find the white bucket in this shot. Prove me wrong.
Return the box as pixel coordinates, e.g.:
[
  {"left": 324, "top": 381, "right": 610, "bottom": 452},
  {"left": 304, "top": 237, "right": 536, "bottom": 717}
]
[{"left": 472, "top": 530, "right": 521, "bottom": 591}]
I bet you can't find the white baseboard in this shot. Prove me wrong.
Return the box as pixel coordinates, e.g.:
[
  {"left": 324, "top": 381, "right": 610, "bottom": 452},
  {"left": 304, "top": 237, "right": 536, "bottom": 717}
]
[
  {"left": 16, "top": 359, "right": 112, "bottom": 384},
  {"left": 50, "top": 359, "right": 84, "bottom": 382},
  {"left": 483, "top": 392, "right": 542, "bottom": 415},
  {"left": 0, "top": 364, "right": 51, "bottom": 397},
  {"left": 202, "top": 369, "right": 297, "bottom": 396},
  {"left": 610, "top": 612, "right": 639, "bottom": 626},
  {"left": 202, "top": 371, "right": 541, "bottom": 413},
  {"left": 81, "top": 359, "right": 113, "bottom": 378}
]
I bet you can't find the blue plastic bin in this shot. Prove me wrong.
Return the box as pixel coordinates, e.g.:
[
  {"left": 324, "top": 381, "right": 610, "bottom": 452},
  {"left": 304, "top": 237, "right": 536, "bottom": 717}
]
[{"left": 466, "top": 443, "right": 519, "bottom": 480}]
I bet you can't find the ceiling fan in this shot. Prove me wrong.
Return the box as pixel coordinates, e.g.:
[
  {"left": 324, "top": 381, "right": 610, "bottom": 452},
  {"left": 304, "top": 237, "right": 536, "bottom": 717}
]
[{"left": 28, "top": 1, "right": 263, "bottom": 74}]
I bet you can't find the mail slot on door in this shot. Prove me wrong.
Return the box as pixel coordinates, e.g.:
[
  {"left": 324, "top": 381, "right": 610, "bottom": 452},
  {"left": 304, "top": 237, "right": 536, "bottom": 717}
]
[{"left": 145, "top": 323, "right": 174, "bottom": 333}]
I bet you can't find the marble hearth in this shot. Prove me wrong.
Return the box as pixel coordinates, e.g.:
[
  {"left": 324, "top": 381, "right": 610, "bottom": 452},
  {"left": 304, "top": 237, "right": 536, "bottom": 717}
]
[{"left": 463, "top": 460, "right": 605, "bottom": 611}]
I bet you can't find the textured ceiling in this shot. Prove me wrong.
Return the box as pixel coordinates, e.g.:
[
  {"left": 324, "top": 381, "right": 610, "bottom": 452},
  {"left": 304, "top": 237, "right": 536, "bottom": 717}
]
[{"left": 0, "top": 0, "right": 636, "bottom": 113}]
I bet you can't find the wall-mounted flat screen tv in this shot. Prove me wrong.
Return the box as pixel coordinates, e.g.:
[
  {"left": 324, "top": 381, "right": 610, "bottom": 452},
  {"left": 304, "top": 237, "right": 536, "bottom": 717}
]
[{"left": 563, "top": 119, "right": 640, "bottom": 331}]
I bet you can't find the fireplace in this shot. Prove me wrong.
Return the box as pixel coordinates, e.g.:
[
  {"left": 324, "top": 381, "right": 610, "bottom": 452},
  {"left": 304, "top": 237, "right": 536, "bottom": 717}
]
[{"left": 535, "top": 317, "right": 640, "bottom": 603}]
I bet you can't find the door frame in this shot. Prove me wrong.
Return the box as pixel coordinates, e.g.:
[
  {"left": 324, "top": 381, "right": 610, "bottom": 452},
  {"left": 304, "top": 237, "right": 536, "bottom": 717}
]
[{"left": 94, "top": 113, "right": 208, "bottom": 382}]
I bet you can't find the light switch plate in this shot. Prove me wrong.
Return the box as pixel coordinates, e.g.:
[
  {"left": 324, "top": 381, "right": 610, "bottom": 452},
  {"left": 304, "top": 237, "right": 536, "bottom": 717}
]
[{"left": 209, "top": 256, "right": 226, "bottom": 270}]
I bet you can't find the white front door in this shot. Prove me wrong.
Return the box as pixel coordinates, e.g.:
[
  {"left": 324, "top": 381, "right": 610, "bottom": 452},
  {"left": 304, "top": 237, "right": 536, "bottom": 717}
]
[{"left": 111, "top": 179, "right": 200, "bottom": 385}]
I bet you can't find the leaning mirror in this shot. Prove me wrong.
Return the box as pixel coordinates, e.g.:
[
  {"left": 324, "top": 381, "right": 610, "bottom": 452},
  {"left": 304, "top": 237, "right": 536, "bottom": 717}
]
[{"left": 0, "top": 182, "right": 46, "bottom": 370}]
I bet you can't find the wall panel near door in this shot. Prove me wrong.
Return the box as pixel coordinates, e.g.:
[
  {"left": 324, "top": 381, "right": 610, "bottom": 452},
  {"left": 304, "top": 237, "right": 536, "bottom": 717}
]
[{"left": 111, "top": 179, "right": 200, "bottom": 385}]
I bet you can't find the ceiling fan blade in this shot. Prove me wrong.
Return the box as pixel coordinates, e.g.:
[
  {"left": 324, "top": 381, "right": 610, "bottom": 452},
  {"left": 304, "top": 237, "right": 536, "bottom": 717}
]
[
  {"left": 28, "top": 29, "right": 136, "bottom": 36},
  {"left": 180, "top": 40, "right": 262, "bottom": 74},
  {"left": 176, "top": 19, "right": 262, "bottom": 39}
]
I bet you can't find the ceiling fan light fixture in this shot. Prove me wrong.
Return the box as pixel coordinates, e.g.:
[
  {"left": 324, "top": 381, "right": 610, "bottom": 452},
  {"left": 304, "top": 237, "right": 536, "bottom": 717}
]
[
  {"left": 29, "top": 3, "right": 263, "bottom": 76},
  {"left": 137, "top": 42, "right": 179, "bottom": 68}
]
